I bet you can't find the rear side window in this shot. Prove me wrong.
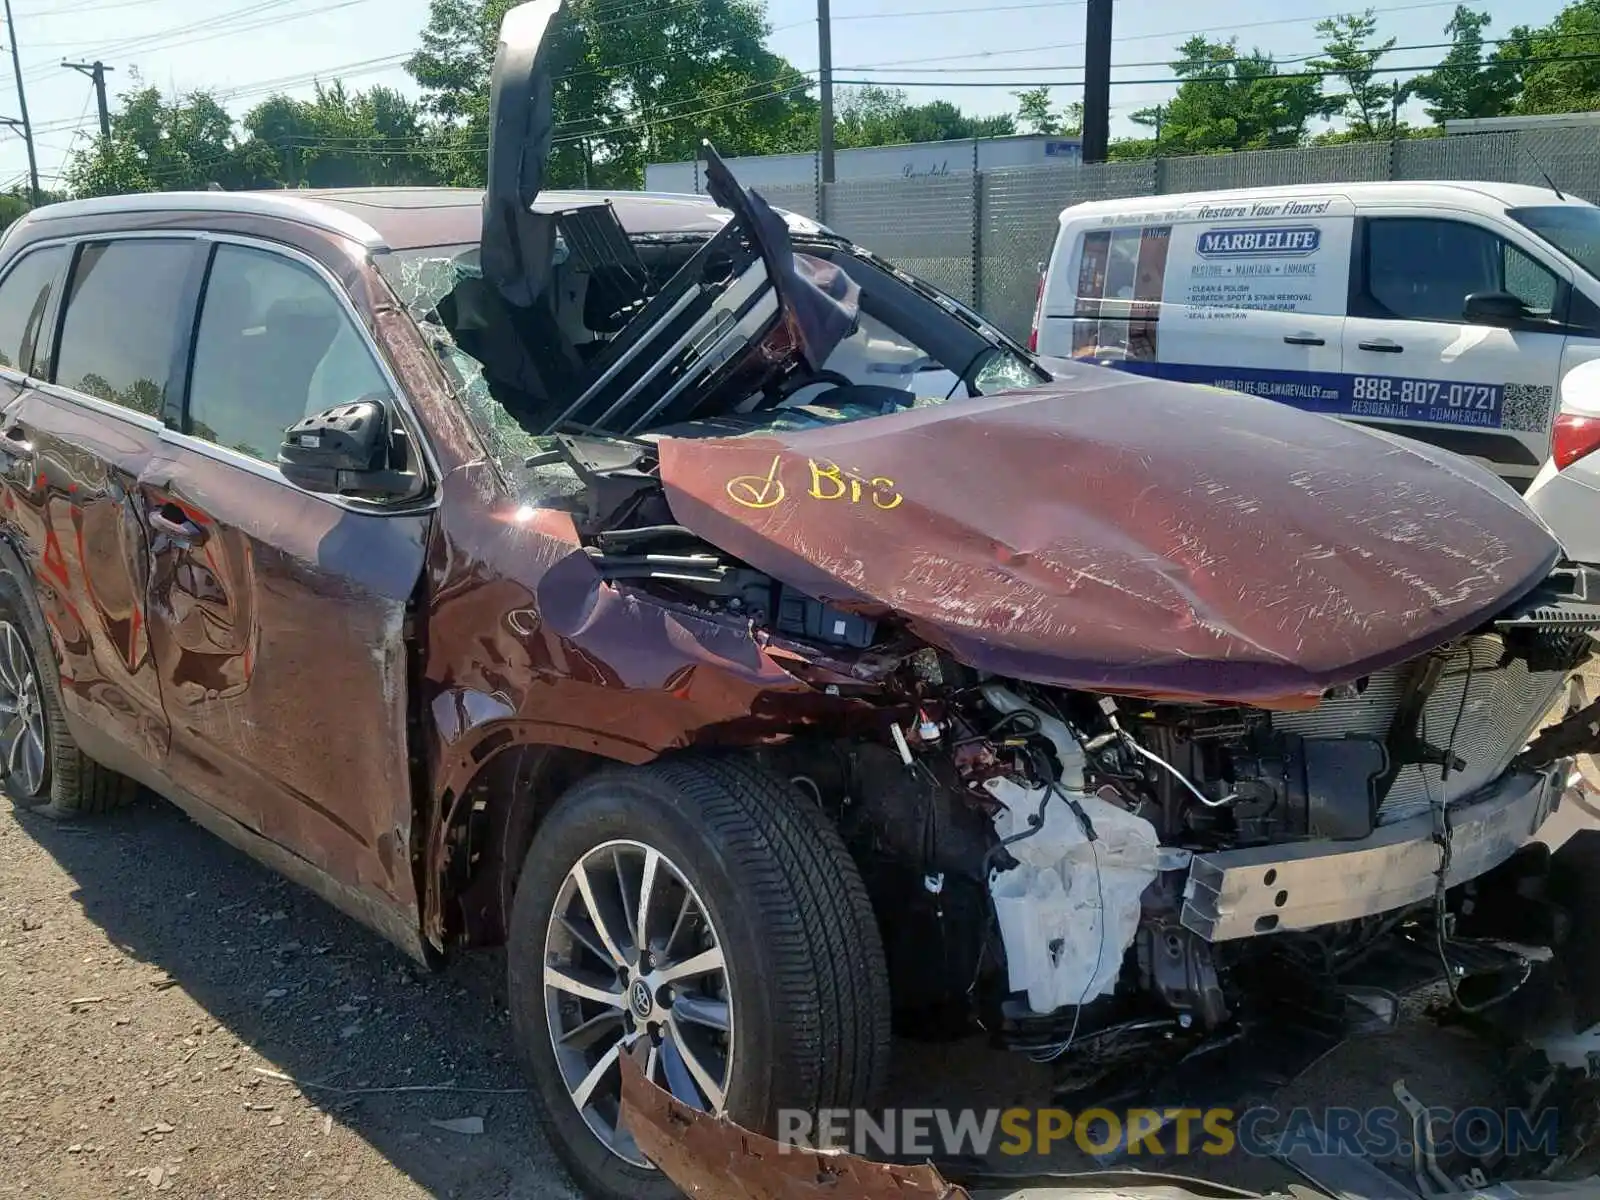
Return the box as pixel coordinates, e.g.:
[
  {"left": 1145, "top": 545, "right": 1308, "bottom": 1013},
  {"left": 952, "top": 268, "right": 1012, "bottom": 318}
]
[
  {"left": 55, "top": 240, "right": 195, "bottom": 418},
  {"left": 1358, "top": 218, "right": 1560, "bottom": 323},
  {"left": 0, "top": 244, "right": 69, "bottom": 377},
  {"left": 1068, "top": 226, "right": 1169, "bottom": 360},
  {"left": 187, "top": 244, "right": 393, "bottom": 464}
]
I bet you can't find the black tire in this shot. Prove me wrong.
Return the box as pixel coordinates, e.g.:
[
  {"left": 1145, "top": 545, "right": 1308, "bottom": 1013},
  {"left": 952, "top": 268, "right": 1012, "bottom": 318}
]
[
  {"left": 507, "top": 754, "right": 892, "bottom": 1200},
  {"left": 0, "top": 563, "right": 137, "bottom": 818}
]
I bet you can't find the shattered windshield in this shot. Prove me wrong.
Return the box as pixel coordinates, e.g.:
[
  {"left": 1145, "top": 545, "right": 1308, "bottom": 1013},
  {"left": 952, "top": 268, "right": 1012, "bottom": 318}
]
[
  {"left": 379, "top": 242, "right": 549, "bottom": 472},
  {"left": 376, "top": 231, "right": 1045, "bottom": 489}
]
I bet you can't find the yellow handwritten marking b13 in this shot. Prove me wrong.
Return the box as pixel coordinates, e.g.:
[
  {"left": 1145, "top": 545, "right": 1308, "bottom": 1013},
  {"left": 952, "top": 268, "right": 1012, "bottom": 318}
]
[
  {"left": 725, "top": 455, "right": 903, "bottom": 512},
  {"left": 808, "top": 459, "right": 903, "bottom": 510}
]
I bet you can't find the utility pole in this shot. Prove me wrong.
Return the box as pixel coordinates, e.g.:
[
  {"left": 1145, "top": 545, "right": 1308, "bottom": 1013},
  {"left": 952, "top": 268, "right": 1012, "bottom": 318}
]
[
  {"left": 817, "top": 0, "right": 835, "bottom": 184},
  {"left": 63, "top": 60, "right": 114, "bottom": 141},
  {"left": 1082, "top": 0, "right": 1113, "bottom": 164},
  {"left": 2, "top": 0, "right": 40, "bottom": 206}
]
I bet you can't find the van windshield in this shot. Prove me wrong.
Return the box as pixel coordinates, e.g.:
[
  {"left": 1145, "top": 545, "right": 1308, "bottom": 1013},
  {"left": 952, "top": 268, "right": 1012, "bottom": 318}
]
[{"left": 1510, "top": 205, "right": 1600, "bottom": 281}]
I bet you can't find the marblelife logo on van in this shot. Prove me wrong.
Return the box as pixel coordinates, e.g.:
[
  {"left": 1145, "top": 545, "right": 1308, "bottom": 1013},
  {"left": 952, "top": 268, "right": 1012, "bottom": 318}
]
[{"left": 1196, "top": 226, "right": 1322, "bottom": 259}]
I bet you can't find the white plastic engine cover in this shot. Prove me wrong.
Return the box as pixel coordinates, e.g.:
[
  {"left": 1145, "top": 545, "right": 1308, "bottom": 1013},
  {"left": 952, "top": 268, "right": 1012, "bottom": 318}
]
[{"left": 985, "top": 776, "right": 1160, "bottom": 1014}]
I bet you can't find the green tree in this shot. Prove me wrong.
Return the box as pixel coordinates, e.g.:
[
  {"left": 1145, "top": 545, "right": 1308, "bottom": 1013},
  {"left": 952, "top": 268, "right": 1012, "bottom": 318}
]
[
  {"left": 833, "top": 85, "right": 906, "bottom": 146},
  {"left": 1013, "top": 86, "right": 1082, "bottom": 136},
  {"left": 1130, "top": 36, "right": 1325, "bottom": 154},
  {"left": 1408, "top": 6, "right": 1522, "bottom": 122},
  {"left": 1107, "top": 136, "right": 1159, "bottom": 160},
  {"left": 66, "top": 86, "right": 259, "bottom": 196},
  {"left": 0, "top": 194, "right": 26, "bottom": 230},
  {"left": 833, "top": 85, "right": 1014, "bottom": 147},
  {"left": 1514, "top": 0, "right": 1600, "bottom": 114},
  {"left": 408, "top": 0, "right": 818, "bottom": 189},
  {"left": 241, "top": 82, "right": 438, "bottom": 188},
  {"left": 1309, "top": 9, "right": 1402, "bottom": 138}
]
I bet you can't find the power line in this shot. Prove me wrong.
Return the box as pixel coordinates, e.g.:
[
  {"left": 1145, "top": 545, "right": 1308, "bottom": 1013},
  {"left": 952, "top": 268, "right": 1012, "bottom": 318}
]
[
  {"left": 175, "top": 78, "right": 816, "bottom": 169},
  {"left": 26, "top": 9, "right": 816, "bottom": 147},
  {"left": 215, "top": 55, "right": 414, "bottom": 102},
  {"left": 18, "top": 0, "right": 1552, "bottom": 185},
  {"left": 832, "top": 49, "right": 1600, "bottom": 88},
  {"left": 839, "top": 32, "right": 1589, "bottom": 75},
  {"left": 273, "top": 70, "right": 819, "bottom": 151},
  {"left": 562, "top": 78, "right": 831, "bottom": 143},
  {"left": 560, "top": 17, "right": 813, "bottom": 80},
  {"left": 834, "top": 0, "right": 1467, "bottom": 72},
  {"left": 76, "top": 70, "right": 816, "bottom": 185},
  {"left": 53, "top": 35, "right": 1589, "bottom": 171},
  {"left": 41, "top": 77, "right": 93, "bottom": 181},
  {"left": 218, "top": 14, "right": 812, "bottom": 100},
  {"left": 20, "top": 0, "right": 806, "bottom": 100},
  {"left": 17, "top": 0, "right": 189, "bottom": 17},
  {"left": 23, "top": 0, "right": 373, "bottom": 73},
  {"left": 833, "top": 0, "right": 1085, "bottom": 19},
  {"left": 31, "top": 0, "right": 314, "bottom": 54}
]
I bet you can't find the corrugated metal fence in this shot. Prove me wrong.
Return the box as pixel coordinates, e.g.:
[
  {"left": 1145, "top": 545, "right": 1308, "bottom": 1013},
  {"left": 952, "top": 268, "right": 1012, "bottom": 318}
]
[{"left": 741, "top": 128, "right": 1600, "bottom": 343}]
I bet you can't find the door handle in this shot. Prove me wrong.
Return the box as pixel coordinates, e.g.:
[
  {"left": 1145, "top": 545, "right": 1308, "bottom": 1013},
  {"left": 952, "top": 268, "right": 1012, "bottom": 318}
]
[
  {"left": 0, "top": 426, "right": 34, "bottom": 479},
  {"left": 149, "top": 503, "right": 207, "bottom": 546},
  {"left": 1283, "top": 334, "right": 1326, "bottom": 346},
  {"left": 1358, "top": 340, "right": 1404, "bottom": 354}
]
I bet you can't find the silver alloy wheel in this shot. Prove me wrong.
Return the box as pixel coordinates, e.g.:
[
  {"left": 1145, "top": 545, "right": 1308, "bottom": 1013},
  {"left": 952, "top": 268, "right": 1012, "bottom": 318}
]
[
  {"left": 543, "top": 838, "right": 735, "bottom": 1168},
  {"left": 0, "top": 620, "right": 45, "bottom": 797}
]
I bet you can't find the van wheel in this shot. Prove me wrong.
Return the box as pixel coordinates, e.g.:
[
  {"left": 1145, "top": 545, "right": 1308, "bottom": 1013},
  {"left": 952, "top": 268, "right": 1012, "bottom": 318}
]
[
  {"left": 0, "top": 567, "right": 137, "bottom": 818},
  {"left": 506, "top": 755, "right": 891, "bottom": 1200}
]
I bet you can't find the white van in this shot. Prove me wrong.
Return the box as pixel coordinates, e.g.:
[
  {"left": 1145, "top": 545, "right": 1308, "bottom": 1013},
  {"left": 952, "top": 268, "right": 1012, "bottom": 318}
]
[{"left": 1033, "top": 182, "right": 1600, "bottom": 485}]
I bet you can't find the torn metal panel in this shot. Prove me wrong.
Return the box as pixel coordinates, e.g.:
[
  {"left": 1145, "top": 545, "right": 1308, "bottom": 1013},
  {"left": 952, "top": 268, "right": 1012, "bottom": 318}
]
[
  {"left": 617, "top": 1045, "right": 971, "bottom": 1200},
  {"left": 658, "top": 368, "right": 1560, "bottom": 708}
]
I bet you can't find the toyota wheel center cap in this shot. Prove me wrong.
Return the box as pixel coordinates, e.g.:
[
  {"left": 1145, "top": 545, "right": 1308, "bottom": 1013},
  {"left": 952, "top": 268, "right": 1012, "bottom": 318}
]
[{"left": 630, "top": 978, "right": 653, "bottom": 1019}]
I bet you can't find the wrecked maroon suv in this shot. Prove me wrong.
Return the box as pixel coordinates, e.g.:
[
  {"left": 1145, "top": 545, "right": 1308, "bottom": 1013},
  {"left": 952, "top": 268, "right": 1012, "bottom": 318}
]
[{"left": 4, "top": 2, "right": 1600, "bottom": 1197}]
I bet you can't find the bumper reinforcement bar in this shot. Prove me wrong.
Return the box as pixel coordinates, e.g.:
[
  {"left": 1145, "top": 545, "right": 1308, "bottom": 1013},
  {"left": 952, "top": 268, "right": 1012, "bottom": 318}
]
[{"left": 1181, "top": 767, "right": 1566, "bottom": 942}]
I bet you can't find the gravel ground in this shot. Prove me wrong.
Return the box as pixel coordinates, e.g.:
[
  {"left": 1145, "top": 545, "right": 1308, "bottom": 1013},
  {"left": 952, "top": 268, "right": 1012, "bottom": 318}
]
[
  {"left": 0, "top": 786, "right": 1575, "bottom": 1200},
  {"left": 0, "top": 795, "right": 574, "bottom": 1200}
]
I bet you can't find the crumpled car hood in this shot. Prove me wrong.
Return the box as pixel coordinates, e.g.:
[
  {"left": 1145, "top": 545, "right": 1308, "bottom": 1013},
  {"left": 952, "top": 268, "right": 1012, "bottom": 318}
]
[{"left": 656, "top": 366, "right": 1560, "bottom": 708}]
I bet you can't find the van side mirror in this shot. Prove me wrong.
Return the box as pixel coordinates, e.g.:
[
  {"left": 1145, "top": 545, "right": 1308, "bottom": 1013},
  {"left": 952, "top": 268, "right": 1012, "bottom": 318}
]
[
  {"left": 279, "top": 400, "right": 417, "bottom": 499},
  {"left": 1464, "top": 291, "right": 1531, "bottom": 327}
]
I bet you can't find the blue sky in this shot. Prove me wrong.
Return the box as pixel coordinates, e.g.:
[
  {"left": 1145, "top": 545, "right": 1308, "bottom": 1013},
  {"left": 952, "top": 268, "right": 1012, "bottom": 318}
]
[{"left": 0, "top": 0, "right": 1575, "bottom": 190}]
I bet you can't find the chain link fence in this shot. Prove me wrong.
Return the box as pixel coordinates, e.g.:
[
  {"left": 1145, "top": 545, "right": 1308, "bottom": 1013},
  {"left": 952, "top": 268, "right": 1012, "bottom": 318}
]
[{"left": 736, "top": 127, "right": 1600, "bottom": 342}]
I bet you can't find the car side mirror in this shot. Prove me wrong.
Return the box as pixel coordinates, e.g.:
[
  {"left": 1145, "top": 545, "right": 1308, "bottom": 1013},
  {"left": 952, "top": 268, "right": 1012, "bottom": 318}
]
[
  {"left": 279, "top": 400, "right": 417, "bottom": 499},
  {"left": 1464, "top": 290, "right": 1531, "bottom": 327}
]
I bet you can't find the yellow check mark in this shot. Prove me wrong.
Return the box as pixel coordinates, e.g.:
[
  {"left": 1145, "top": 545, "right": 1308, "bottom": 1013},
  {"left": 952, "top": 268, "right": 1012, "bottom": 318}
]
[{"left": 725, "top": 455, "right": 787, "bottom": 510}]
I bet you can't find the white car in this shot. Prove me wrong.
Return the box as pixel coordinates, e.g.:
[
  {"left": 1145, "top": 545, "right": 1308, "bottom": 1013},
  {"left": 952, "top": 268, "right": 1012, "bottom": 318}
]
[{"left": 1527, "top": 357, "right": 1600, "bottom": 561}]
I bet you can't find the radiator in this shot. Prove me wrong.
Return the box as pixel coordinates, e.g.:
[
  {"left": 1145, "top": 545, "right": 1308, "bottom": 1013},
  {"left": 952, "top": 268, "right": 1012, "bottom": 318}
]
[{"left": 1270, "top": 635, "right": 1570, "bottom": 825}]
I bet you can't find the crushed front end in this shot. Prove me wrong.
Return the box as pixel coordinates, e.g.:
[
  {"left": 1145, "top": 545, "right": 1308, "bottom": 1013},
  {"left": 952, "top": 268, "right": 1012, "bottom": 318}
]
[{"left": 528, "top": 385, "right": 1600, "bottom": 1101}]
